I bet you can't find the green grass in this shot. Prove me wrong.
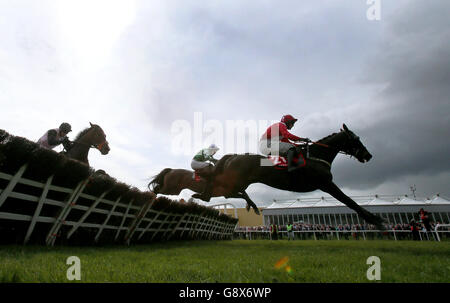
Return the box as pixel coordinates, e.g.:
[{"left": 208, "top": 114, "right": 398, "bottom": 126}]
[{"left": 0, "top": 240, "right": 449, "bottom": 283}]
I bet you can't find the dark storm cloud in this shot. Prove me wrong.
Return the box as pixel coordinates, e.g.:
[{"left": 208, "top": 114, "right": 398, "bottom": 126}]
[
  {"left": 331, "top": 1, "right": 450, "bottom": 194},
  {"left": 126, "top": 1, "right": 378, "bottom": 130}
]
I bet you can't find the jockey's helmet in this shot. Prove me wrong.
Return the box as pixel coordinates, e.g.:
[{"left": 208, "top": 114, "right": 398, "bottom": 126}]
[
  {"left": 281, "top": 114, "right": 298, "bottom": 124},
  {"left": 208, "top": 144, "right": 219, "bottom": 151},
  {"left": 59, "top": 122, "right": 72, "bottom": 133}
]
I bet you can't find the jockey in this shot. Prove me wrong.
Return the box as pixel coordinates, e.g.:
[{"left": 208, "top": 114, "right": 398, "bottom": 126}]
[
  {"left": 37, "top": 122, "right": 73, "bottom": 151},
  {"left": 259, "top": 114, "right": 311, "bottom": 172},
  {"left": 191, "top": 144, "right": 220, "bottom": 201}
]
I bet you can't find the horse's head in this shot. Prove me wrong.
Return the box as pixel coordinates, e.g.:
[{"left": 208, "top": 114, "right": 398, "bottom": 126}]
[
  {"left": 89, "top": 122, "right": 110, "bottom": 155},
  {"left": 340, "top": 124, "right": 372, "bottom": 163}
]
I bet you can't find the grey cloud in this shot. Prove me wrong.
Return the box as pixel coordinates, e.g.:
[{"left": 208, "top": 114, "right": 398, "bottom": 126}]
[
  {"left": 331, "top": 1, "right": 450, "bottom": 196},
  {"left": 124, "top": 1, "right": 383, "bottom": 129}
]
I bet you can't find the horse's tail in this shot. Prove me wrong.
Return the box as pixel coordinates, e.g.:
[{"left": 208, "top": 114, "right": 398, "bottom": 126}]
[{"left": 148, "top": 168, "right": 172, "bottom": 194}]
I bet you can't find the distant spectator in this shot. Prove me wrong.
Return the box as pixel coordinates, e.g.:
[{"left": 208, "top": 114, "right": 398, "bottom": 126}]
[
  {"left": 410, "top": 219, "right": 420, "bottom": 241},
  {"left": 270, "top": 224, "right": 278, "bottom": 240},
  {"left": 286, "top": 222, "right": 294, "bottom": 241}
]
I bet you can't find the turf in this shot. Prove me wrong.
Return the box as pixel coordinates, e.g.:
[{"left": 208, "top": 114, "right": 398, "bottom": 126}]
[{"left": 0, "top": 240, "right": 449, "bottom": 283}]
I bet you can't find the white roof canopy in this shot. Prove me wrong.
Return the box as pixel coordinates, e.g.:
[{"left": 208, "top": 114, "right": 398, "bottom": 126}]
[{"left": 267, "top": 194, "right": 450, "bottom": 209}]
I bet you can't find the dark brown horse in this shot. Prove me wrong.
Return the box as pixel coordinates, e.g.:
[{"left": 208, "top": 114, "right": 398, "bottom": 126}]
[
  {"left": 149, "top": 168, "right": 205, "bottom": 195},
  {"left": 193, "top": 124, "right": 385, "bottom": 229},
  {"left": 64, "top": 122, "right": 110, "bottom": 165},
  {"left": 148, "top": 168, "right": 260, "bottom": 214}
]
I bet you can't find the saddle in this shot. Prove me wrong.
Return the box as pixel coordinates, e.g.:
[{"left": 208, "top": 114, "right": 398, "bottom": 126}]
[
  {"left": 192, "top": 166, "right": 214, "bottom": 182},
  {"left": 192, "top": 171, "right": 201, "bottom": 182},
  {"left": 267, "top": 150, "right": 306, "bottom": 170}
]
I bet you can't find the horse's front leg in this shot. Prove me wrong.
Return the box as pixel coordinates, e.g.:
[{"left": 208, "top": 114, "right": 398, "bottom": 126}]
[{"left": 320, "top": 182, "right": 385, "bottom": 229}]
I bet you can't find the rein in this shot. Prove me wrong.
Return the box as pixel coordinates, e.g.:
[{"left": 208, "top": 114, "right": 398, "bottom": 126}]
[
  {"left": 71, "top": 139, "right": 107, "bottom": 151},
  {"left": 309, "top": 141, "right": 348, "bottom": 156},
  {"left": 300, "top": 138, "right": 354, "bottom": 167},
  {"left": 71, "top": 126, "right": 107, "bottom": 152}
]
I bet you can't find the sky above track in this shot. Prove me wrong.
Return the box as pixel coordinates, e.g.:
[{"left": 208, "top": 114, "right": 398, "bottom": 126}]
[{"left": 1, "top": 0, "right": 449, "bottom": 206}]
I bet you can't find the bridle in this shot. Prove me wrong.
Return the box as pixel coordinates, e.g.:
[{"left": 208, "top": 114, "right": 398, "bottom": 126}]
[
  {"left": 94, "top": 140, "right": 107, "bottom": 152},
  {"left": 305, "top": 131, "right": 363, "bottom": 159},
  {"left": 69, "top": 126, "right": 108, "bottom": 152}
]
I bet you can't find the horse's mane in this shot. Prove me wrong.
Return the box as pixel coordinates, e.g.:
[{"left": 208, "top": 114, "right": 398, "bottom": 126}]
[
  {"left": 74, "top": 127, "right": 91, "bottom": 141},
  {"left": 317, "top": 132, "right": 339, "bottom": 144},
  {"left": 214, "top": 154, "right": 237, "bottom": 175}
]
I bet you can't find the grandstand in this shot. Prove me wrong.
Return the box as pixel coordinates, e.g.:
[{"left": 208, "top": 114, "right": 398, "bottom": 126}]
[{"left": 262, "top": 194, "right": 450, "bottom": 227}]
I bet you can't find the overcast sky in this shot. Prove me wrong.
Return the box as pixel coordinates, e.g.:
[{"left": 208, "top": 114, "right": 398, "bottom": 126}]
[{"left": 1, "top": 0, "right": 449, "bottom": 206}]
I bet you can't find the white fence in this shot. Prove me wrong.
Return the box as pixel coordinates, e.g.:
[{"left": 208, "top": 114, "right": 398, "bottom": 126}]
[
  {"left": 434, "top": 224, "right": 450, "bottom": 242},
  {"left": 0, "top": 164, "right": 237, "bottom": 246},
  {"left": 234, "top": 229, "right": 450, "bottom": 241}
]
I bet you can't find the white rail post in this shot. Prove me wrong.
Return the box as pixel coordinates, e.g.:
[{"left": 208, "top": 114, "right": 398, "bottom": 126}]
[
  {"left": 194, "top": 215, "right": 208, "bottom": 239},
  {"left": 189, "top": 215, "right": 202, "bottom": 239},
  {"left": 94, "top": 196, "right": 123, "bottom": 243},
  {"left": 124, "top": 195, "right": 155, "bottom": 245},
  {"left": 434, "top": 224, "right": 450, "bottom": 242},
  {"left": 114, "top": 201, "right": 133, "bottom": 242},
  {"left": 166, "top": 213, "right": 188, "bottom": 241},
  {"left": 66, "top": 190, "right": 110, "bottom": 240},
  {"left": 46, "top": 178, "right": 88, "bottom": 246},
  {"left": 199, "top": 216, "right": 211, "bottom": 239},
  {"left": 206, "top": 217, "right": 217, "bottom": 240},
  {"left": 24, "top": 175, "right": 53, "bottom": 244},
  {"left": 179, "top": 214, "right": 193, "bottom": 239},
  {"left": 137, "top": 209, "right": 162, "bottom": 241},
  {"left": 207, "top": 219, "right": 219, "bottom": 240},
  {"left": 151, "top": 212, "right": 173, "bottom": 241},
  {"left": 216, "top": 220, "right": 226, "bottom": 239},
  {"left": 0, "top": 164, "right": 28, "bottom": 208},
  {"left": 164, "top": 214, "right": 184, "bottom": 239}
]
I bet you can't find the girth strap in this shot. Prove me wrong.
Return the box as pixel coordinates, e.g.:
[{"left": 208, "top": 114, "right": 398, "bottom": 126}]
[{"left": 307, "top": 157, "right": 331, "bottom": 168}]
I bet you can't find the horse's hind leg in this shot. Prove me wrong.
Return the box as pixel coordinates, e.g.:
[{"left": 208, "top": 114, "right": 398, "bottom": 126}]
[
  {"left": 320, "top": 182, "right": 385, "bottom": 229},
  {"left": 240, "top": 191, "right": 260, "bottom": 215},
  {"left": 228, "top": 191, "right": 260, "bottom": 215}
]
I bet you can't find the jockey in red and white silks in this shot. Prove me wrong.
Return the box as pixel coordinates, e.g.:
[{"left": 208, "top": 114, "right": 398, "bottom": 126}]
[
  {"left": 259, "top": 115, "right": 310, "bottom": 172},
  {"left": 259, "top": 115, "right": 310, "bottom": 156}
]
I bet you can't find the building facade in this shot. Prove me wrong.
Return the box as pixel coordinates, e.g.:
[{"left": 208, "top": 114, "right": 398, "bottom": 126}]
[{"left": 262, "top": 194, "right": 450, "bottom": 227}]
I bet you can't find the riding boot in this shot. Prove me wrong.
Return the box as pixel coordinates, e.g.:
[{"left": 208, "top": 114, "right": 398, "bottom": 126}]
[{"left": 287, "top": 147, "right": 298, "bottom": 172}]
